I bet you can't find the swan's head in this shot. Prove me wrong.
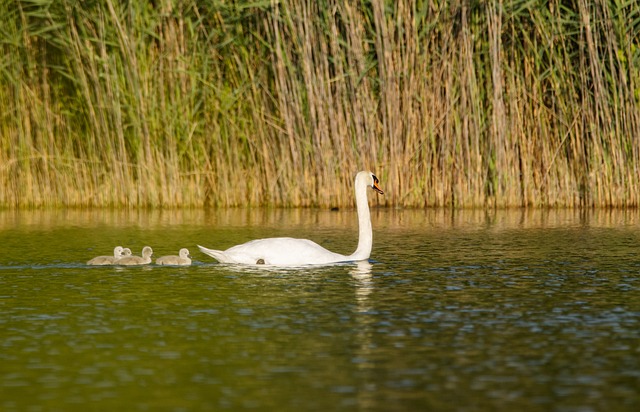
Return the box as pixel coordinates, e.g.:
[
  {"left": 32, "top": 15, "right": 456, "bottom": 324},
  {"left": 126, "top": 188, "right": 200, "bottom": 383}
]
[
  {"left": 142, "top": 246, "right": 153, "bottom": 257},
  {"left": 357, "top": 171, "right": 384, "bottom": 195}
]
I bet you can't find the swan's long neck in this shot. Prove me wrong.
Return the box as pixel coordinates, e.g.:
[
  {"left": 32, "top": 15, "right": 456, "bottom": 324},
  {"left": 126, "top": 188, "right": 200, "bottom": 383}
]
[{"left": 349, "top": 179, "right": 373, "bottom": 261}]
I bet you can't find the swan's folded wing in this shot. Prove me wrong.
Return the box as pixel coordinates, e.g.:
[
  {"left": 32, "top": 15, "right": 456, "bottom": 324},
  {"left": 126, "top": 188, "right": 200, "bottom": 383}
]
[{"left": 217, "top": 238, "right": 348, "bottom": 266}]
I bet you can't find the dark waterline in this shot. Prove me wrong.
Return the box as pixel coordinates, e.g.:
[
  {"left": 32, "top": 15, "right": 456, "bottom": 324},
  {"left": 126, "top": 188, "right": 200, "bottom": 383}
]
[{"left": 1, "top": 208, "right": 639, "bottom": 411}]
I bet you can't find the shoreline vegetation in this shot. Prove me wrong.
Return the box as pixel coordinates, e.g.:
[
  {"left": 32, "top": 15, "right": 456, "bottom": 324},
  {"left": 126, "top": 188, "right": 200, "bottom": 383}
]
[{"left": 2, "top": 0, "right": 640, "bottom": 208}]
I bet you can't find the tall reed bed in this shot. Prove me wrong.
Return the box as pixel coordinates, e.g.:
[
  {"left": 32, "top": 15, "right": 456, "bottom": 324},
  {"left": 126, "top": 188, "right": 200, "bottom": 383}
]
[{"left": 1, "top": 0, "right": 639, "bottom": 208}]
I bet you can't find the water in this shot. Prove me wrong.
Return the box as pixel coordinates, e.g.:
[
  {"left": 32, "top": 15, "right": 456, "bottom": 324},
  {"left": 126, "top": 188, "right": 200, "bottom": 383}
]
[{"left": 1, "top": 208, "right": 639, "bottom": 411}]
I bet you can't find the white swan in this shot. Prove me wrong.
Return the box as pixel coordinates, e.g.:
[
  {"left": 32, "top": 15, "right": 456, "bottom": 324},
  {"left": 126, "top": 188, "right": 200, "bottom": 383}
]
[
  {"left": 198, "top": 171, "right": 383, "bottom": 266},
  {"left": 156, "top": 248, "right": 192, "bottom": 266},
  {"left": 116, "top": 246, "right": 153, "bottom": 266},
  {"left": 87, "top": 246, "right": 124, "bottom": 265}
]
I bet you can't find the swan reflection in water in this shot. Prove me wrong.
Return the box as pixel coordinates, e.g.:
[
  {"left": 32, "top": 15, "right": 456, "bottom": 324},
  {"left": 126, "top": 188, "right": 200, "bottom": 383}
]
[
  {"left": 350, "top": 260, "right": 374, "bottom": 312},
  {"left": 349, "top": 259, "right": 377, "bottom": 409}
]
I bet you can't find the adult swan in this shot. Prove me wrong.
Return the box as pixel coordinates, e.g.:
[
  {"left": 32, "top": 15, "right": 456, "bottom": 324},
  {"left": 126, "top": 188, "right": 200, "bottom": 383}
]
[{"left": 198, "top": 171, "right": 384, "bottom": 266}]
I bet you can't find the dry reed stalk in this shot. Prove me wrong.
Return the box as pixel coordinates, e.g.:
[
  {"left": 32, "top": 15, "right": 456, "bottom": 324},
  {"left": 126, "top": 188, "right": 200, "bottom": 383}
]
[{"left": 2, "top": 0, "right": 640, "bottom": 208}]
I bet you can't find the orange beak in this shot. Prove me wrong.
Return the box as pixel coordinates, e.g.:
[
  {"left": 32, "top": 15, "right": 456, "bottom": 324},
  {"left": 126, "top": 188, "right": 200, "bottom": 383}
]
[{"left": 373, "top": 180, "right": 384, "bottom": 195}]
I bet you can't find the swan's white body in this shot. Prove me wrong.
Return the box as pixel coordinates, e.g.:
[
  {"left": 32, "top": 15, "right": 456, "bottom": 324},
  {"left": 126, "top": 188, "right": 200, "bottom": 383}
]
[
  {"left": 116, "top": 246, "right": 153, "bottom": 266},
  {"left": 156, "top": 248, "right": 192, "bottom": 266},
  {"left": 198, "top": 171, "right": 383, "bottom": 266},
  {"left": 87, "top": 246, "right": 124, "bottom": 265}
]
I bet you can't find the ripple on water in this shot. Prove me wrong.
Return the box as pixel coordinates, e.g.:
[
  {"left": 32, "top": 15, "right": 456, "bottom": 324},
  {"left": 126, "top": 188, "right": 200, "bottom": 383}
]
[{"left": 1, "top": 209, "right": 640, "bottom": 411}]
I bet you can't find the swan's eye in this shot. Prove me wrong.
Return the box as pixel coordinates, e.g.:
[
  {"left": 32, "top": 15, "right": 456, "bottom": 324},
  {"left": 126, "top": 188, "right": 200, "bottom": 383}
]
[{"left": 372, "top": 174, "right": 379, "bottom": 184}]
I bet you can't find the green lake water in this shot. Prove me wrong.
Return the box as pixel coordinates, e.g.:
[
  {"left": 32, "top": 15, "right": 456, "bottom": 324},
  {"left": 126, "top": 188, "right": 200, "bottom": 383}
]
[{"left": 1, "top": 208, "right": 639, "bottom": 411}]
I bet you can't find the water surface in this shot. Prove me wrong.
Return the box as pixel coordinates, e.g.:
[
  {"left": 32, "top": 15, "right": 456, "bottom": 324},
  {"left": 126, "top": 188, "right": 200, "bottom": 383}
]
[{"left": 1, "top": 208, "right": 639, "bottom": 411}]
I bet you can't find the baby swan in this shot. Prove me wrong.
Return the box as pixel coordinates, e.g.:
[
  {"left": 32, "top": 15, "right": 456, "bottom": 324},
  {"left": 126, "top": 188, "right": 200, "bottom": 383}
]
[
  {"left": 156, "top": 248, "right": 191, "bottom": 266},
  {"left": 87, "top": 246, "right": 124, "bottom": 265},
  {"left": 116, "top": 246, "right": 153, "bottom": 266}
]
